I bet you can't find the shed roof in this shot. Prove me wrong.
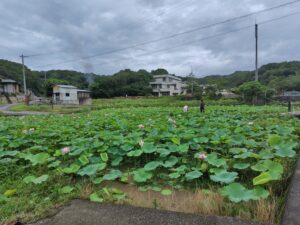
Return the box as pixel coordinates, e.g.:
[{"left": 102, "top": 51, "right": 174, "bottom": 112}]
[
  {"left": 54, "top": 85, "right": 77, "bottom": 89},
  {"left": 77, "top": 89, "right": 91, "bottom": 93},
  {"left": 0, "top": 79, "right": 17, "bottom": 83}
]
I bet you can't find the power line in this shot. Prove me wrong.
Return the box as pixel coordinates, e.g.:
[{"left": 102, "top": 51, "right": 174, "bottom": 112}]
[
  {"left": 91, "top": 11, "right": 300, "bottom": 67},
  {"left": 35, "top": 0, "right": 300, "bottom": 68}
]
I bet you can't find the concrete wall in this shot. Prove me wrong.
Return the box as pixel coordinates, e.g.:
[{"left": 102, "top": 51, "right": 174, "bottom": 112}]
[{"left": 53, "top": 86, "right": 79, "bottom": 105}]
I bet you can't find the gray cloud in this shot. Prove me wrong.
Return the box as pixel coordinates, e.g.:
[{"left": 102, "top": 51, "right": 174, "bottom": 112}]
[{"left": 0, "top": 0, "right": 300, "bottom": 77}]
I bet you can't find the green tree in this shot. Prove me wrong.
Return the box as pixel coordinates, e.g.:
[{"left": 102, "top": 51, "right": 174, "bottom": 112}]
[
  {"left": 150, "top": 68, "right": 169, "bottom": 75},
  {"left": 237, "top": 81, "right": 271, "bottom": 104}
]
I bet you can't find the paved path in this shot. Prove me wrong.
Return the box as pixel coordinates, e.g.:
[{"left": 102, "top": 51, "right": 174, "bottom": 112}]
[
  {"left": 281, "top": 155, "right": 300, "bottom": 225},
  {"left": 30, "top": 199, "right": 268, "bottom": 225},
  {"left": 0, "top": 103, "right": 48, "bottom": 116}
]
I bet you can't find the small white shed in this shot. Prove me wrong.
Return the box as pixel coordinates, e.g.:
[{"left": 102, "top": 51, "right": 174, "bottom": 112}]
[{"left": 52, "top": 85, "right": 91, "bottom": 105}]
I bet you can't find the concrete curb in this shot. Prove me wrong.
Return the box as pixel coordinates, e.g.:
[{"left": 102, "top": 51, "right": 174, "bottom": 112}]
[{"left": 281, "top": 154, "right": 300, "bottom": 225}]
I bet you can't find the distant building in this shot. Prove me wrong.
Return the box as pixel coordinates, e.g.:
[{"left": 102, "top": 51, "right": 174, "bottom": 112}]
[
  {"left": 0, "top": 78, "right": 20, "bottom": 94},
  {"left": 218, "top": 89, "right": 238, "bottom": 98},
  {"left": 275, "top": 91, "right": 300, "bottom": 101},
  {"left": 150, "top": 74, "right": 187, "bottom": 96},
  {"left": 52, "top": 85, "right": 91, "bottom": 105}
]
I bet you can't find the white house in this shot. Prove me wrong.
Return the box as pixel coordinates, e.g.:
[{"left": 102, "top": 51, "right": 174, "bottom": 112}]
[
  {"left": 0, "top": 78, "right": 20, "bottom": 94},
  {"left": 150, "top": 74, "right": 187, "bottom": 96},
  {"left": 52, "top": 85, "right": 91, "bottom": 105}
]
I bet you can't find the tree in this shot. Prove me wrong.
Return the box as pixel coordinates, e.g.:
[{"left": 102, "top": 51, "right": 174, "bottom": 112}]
[
  {"left": 150, "top": 68, "right": 169, "bottom": 75},
  {"left": 44, "top": 78, "right": 69, "bottom": 97},
  {"left": 237, "top": 81, "right": 271, "bottom": 104}
]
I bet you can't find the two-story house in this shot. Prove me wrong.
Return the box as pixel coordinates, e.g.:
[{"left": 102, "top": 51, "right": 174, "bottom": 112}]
[
  {"left": 150, "top": 74, "right": 187, "bottom": 96},
  {"left": 52, "top": 85, "right": 91, "bottom": 105}
]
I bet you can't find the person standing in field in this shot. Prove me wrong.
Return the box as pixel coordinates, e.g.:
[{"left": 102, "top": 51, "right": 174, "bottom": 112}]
[
  {"left": 200, "top": 99, "right": 205, "bottom": 113},
  {"left": 183, "top": 105, "right": 188, "bottom": 112}
]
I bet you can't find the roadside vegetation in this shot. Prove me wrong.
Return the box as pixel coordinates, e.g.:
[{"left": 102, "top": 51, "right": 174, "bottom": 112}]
[{"left": 0, "top": 105, "right": 299, "bottom": 224}]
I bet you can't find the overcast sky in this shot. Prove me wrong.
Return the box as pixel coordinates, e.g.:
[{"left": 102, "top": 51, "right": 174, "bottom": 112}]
[{"left": 1, "top": 0, "right": 300, "bottom": 77}]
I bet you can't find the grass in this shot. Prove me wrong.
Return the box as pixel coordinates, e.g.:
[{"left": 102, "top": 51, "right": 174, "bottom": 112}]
[{"left": 10, "top": 104, "right": 92, "bottom": 113}]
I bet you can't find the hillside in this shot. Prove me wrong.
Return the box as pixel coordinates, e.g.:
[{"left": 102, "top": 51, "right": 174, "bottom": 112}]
[
  {"left": 197, "top": 61, "right": 300, "bottom": 91},
  {"left": 1, "top": 59, "right": 300, "bottom": 97},
  {"left": 0, "top": 59, "right": 95, "bottom": 95}
]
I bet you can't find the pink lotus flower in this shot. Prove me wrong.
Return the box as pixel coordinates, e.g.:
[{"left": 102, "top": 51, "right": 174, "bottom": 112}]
[
  {"left": 61, "top": 147, "right": 71, "bottom": 154},
  {"left": 198, "top": 153, "right": 207, "bottom": 159},
  {"left": 139, "top": 140, "right": 144, "bottom": 147},
  {"left": 138, "top": 124, "right": 145, "bottom": 129}
]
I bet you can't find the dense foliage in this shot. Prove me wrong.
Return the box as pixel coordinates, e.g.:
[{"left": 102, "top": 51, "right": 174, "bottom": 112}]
[
  {"left": 90, "top": 69, "right": 153, "bottom": 98},
  {"left": 0, "top": 106, "right": 299, "bottom": 224},
  {"left": 197, "top": 61, "right": 300, "bottom": 92}
]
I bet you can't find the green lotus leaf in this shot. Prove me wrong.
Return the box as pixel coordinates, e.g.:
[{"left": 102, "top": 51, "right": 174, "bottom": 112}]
[
  {"left": 168, "top": 172, "right": 181, "bottom": 179},
  {"left": 171, "top": 137, "right": 180, "bottom": 145},
  {"left": 77, "top": 163, "right": 106, "bottom": 176},
  {"left": 178, "top": 144, "right": 189, "bottom": 153},
  {"left": 89, "top": 193, "right": 103, "bottom": 203},
  {"left": 0, "top": 151, "right": 19, "bottom": 158},
  {"left": 210, "top": 171, "right": 238, "bottom": 184},
  {"left": 267, "top": 134, "right": 282, "bottom": 146},
  {"left": 133, "top": 169, "right": 153, "bottom": 183},
  {"left": 103, "top": 169, "right": 122, "bottom": 181},
  {"left": 193, "top": 137, "right": 209, "bottom": 144},
  {"left": 233, "top": 163, "right": 250, "bottom": 170},
  {"left": 251, "top": 160, "right": 283, "bottom": 180},
  {"left": 253, "top": 172, "right": 272, "bottom": 185},
  {"left": 144, "top": 161, "right": 162, "bottom": 171},
  {"left": 79, "top": 155, "right": 89, "bottom": 165},
  {"left": 206, "top": 153, "right": 226, "bottom": 167},
  {"left": 24, "top": 175, "right": 49, "bottom": 184},
  {"left": 250, "top": 186, "right": 269, "bottom": 200},
  {"left": 100, "top": 153, "right": 108, "bottom": 162},
  {"left": 275, "top": 143, "right": 297, "bottom": 158},
  {"left": 142, "top": 143, "right": 156, "bottom": 153},
  {"left": 163, "top": 156, "right": 178, "bottom": 168},
  {"left": 23, "top": 153, "right": 50, "bottom": 165},
  {"left": 185, "top": 170, "right": 203, "bottom": 180},
  {"left": 127, "top": 149, "right": 143, "bottom": 157},
  {"left": 60, "top": 186, "right": 74, "bottom": 194},
  {"left": 161, "top": 189, "right": 172, "bottom": 196},
  {"left": 62, "top": 163, "right": 81, "bottom": 174},
  {"left": 219, "top": 183, "right": 253, "bottom": 203},
  {"left": 111, "top": 157, "right": 123, "bottom": 166}
]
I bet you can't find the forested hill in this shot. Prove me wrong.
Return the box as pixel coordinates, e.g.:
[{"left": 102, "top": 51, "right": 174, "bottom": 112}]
[
  {"left": 197, "top": 61, "right": 300, "bottom": 91},
  {"left": 1, "top": 58, "right": 300, "bottom": 96},
  {"left": 0, "top": 59, "right": 96, "bottom": 94}
]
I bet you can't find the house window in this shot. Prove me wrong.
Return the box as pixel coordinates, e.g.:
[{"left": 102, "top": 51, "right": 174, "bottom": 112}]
[
  {"left": 159, "top": 84, "right": 162, "bottom": 88},
  {"left": 66, "top": 93, "right": 70, "bottom": 97},
  {"left": 163, "top": 77, "right": 166, "bottom": 82},
  {"left": 55, "top": 93, "right": 59, "bottom": 96},
  {"left": 167, "top": 85, "right": 170, "bottom": 88}
]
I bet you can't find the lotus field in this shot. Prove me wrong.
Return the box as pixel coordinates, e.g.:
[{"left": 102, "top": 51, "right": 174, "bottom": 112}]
[{"left": 0, "top": 105, "right": 299, "bottom": 223}]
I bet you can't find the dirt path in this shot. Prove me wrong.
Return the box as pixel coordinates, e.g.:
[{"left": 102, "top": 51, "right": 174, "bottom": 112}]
[
  {"left": 0, "top": 103, "right": 48, "bottom": 116},
  {"left": 30, "top": 199, "right": 266, "bottom": 225}
]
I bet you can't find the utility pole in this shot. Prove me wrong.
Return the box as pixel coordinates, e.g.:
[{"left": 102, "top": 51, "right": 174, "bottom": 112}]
[
  {"left": 44, "top": 71, "right": 47, "bottom": 82},
  {"left": 20, "top": 54, "right": 28, "bottom": 95},
  {"left": 255, "top": 23, "right": 258, "bottom": 81}
]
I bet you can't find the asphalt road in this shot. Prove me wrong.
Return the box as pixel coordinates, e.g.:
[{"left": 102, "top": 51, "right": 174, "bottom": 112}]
[{"left": 30, "top": 199, "right": 268, "bottom": 225}]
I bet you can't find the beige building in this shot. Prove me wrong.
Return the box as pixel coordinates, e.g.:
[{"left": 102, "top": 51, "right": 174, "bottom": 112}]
[
  {"left": 150, "top": 74, "right": 187, "bottom": 96},
  {"left": 52, "top": 85, "right": 91, "bottom": 105},
  {"left": 0, "top": 78, "right": 20, "bottom": 94}
]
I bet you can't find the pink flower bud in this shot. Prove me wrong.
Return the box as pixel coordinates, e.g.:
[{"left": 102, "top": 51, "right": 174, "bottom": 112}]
[
  {"left": 198, "top": 153, "right": 207, "bottom": 159},
  {"left": 61, "top": 147, "right": 71, "bottom": 154}
]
